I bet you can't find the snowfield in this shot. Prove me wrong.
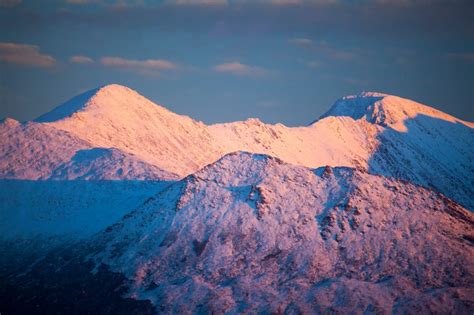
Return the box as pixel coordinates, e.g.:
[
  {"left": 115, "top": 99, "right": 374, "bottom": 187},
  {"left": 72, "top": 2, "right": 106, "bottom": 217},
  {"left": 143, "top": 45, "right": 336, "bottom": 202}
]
[{"left": 0, "top": 84, "right": 473, "bottom": 313}]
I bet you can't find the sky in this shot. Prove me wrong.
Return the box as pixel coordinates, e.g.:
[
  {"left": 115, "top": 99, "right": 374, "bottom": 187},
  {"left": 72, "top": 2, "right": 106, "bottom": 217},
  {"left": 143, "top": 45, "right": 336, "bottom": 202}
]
[{"left": 0, "top": 0, "right": 473, "bottom": 126}]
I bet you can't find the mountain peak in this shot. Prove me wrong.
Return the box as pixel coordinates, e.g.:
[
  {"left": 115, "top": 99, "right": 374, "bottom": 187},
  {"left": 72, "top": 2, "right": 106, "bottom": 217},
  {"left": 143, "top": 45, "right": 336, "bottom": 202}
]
[
  {"left": 0, "top": 117, "right": 20, "bottom": 127},
  {"left": 193, "top": 151, "right": 305, "bottom": 187},
  {"left": 317, "top": 91, "right": 471, "bottom": 131},
  {"left": 35, "top": 84, "right": 167, "bottom": 123}
]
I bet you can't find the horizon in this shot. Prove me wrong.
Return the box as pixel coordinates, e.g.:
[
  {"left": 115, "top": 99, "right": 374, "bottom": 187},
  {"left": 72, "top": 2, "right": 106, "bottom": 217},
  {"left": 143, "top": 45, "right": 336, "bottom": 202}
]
[{"left": 1, "top": 0, "right": 473, "bottom": 126}]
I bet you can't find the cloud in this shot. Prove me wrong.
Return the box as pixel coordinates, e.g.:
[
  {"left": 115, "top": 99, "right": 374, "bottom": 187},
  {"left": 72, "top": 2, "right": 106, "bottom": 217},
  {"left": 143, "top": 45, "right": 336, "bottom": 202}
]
[
  {"left": 290, "top": 38, "right": 357, "bottom": 61},
  {"left": 267, "top": 0, "right": 302, "bottom": 4},
  {"left": 101, "top": 56, "right": 176, "bottom": 69},
  {"left": 233, "top": 0, "right": 337, "bottom": 4},
  {"left": 213, "top": 61, "right": 268, "bottom": 77},
  {"left": 70, "top": 55, "right": 94, "bottom": 63},
  {"left": 0, "top": 43, "right": 56, "bottom": 67},
  {"left": 66, "top": 0, "right": 146, "bottom": 6},
  {"left": 100, "top": 56, "right": 178, "bottom": 76},
  {"left": 166, "top": 0, "right": 228, "bottom": 5},
  {"left": 289, "top": 38, "right": 313, "bottom": 47},
  {"left": 66, "top": 0, "right": 100, "bottom": 4},
  {"left": 0, "top": 0, "right": 21, "bottom": 7}
]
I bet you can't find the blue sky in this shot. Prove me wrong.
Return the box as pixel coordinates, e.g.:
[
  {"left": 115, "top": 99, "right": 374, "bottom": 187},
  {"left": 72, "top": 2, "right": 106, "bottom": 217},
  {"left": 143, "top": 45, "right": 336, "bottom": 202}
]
[{"left": 0, "top": 0, "right": 473, "bottom": 126}]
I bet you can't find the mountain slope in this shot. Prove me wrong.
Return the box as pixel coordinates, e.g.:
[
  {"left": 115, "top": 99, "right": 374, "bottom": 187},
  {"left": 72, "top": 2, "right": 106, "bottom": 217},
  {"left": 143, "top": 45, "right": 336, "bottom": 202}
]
[
  {"left": 0, "top": 117, "right": 178, "bottom": 241},
  {"left": 37, "top": 84, "right": 224, "bottom": 177},
  {"left": 0, "top": 180, "right": 174, "bottom": 239},
  {"left": 89, "top": 152, "right": 474, "bottom": 313},
  {"left": 0, "top": 118, "right": 177, "bottom": 180}
]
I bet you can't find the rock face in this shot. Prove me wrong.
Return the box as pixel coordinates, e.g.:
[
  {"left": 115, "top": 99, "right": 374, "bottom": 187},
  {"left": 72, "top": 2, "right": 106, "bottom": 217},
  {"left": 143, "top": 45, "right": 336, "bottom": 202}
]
[{"left": 89, "top": 152, "right": 474, "bottom": 313}]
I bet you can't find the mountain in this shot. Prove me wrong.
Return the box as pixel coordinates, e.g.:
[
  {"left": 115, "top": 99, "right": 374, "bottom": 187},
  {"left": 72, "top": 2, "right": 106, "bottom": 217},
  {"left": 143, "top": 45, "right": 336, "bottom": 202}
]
[
  {"left": 1, "top": 85, "right": 473, "bottom": 313},
  {"left": 36, "top": 84, "right": 224, "bottom": 177},
  {"left": 22, "top": 84, "right": 472, "bottom": 210},
  {"left": 81, "top": 152, "right": 473, "bottom": 313},
  {"left": 0, "top": 85, "right": 471, "bottom": 242}
]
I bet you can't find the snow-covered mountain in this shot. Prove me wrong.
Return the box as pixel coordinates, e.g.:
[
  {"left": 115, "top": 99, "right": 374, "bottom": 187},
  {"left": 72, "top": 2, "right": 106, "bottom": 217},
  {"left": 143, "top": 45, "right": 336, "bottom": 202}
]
[
  {"left": 1, "top": 85, "right": 473, "bottom": 313},
  {"left": 3, "top": 84, "right": 470, "bottom": 209},
  {"left": 36, "top": 84, "right": 223, "bottom": 177},
  {"left": 87, "top": 152, "right": 474, "bottom": 313}
]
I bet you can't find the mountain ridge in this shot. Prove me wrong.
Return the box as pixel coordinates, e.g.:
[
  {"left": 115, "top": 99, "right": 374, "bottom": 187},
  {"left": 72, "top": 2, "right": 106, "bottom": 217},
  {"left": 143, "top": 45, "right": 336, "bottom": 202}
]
[{"left": 1, "top": 84, "right": 472, "bottom": 210}]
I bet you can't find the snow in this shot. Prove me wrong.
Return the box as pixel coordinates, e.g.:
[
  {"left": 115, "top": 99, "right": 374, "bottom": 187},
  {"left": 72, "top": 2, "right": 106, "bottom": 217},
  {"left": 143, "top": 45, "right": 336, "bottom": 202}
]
[
  {"left": 319, "top": 91, "right": 474, "bottom": 132},
  {"left": 35, "top": 87, "right": 101, "bottom": 123},
  {"left": 37, "top": 84, "right": 222, "bottom": 177},
  {"left": 90, "top": 152, "right": 474, "bottom": 313},
  {"left": 20, "top": 84, "right": 471, "bottom": 209},
  {"left": 0, "top": 179, "right": 174, "bottom": 239},
  {"left": 0, "top": 119, "right": 177, "bottom": 180}
]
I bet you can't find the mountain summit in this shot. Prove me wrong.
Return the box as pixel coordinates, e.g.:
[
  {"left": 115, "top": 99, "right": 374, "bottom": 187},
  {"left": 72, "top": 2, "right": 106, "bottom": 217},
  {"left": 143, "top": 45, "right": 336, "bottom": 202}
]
[
  {"left": 36, "top": 84, "right": 223, "bottom": 176},
  {"left": 318, "top": 91, "right": 474, "bottom": 131},
  {"left": 36, "top": 84, "right": 173, "bottom": 123}
]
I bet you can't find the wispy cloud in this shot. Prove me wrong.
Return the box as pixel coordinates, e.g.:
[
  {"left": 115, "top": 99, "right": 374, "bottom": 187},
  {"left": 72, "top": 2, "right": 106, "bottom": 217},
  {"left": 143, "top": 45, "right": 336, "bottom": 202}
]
[
  {"left": 213, "top": 61, "right": 268, "bottom": 77},
  {"left": 289, "top": 38, "right": 313, "bottom": 47},
  {"left": 234, "top": 0, "right": 336, "bottom": 5},
  {"left": 66, "top": 0, "right": 100, "bottom": 4},
  {"left": 70, "top": 55, "right": 94, "bottom": 64},
  {"left": 266, "top": 0, "right": 302, "bottom": 4},
  {"left": 101, "top": 56, "right": 176, "bottom": 69},
  {"left": 0, "top": 43, "right": 56, "bottom": 67},
  {"left": 100, "top": 56, "right": 178, "bottom": 76},
  {"left": 0, "top": 0, "right": 21, "bottom": 7},
  {"left": 290, "top": 38, "right": 357, "bottom": 61},
  {"left": 66, "top": 0, "right": 146, "bottom": 6},
  {"left": 166, "top": 0, "right": 228, "bottom": 5}
]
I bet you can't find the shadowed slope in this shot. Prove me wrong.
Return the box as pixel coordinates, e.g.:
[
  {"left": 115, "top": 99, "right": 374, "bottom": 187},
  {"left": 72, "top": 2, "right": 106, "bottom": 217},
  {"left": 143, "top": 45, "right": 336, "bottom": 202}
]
[{"left": 0, "top": 179, "right": 175, "bottom": 239}]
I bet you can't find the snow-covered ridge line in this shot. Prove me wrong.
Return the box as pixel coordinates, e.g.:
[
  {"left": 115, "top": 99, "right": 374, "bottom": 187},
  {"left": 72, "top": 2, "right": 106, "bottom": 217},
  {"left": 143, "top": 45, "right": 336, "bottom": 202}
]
[{"left": 1, "top": 84, "right": 473, "bottom": 210}]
